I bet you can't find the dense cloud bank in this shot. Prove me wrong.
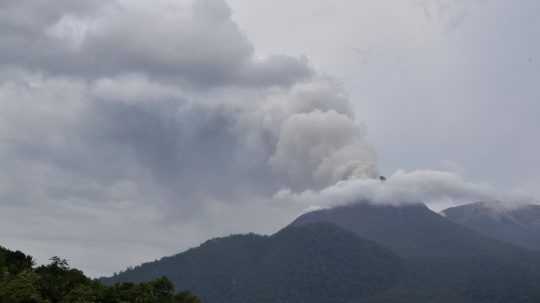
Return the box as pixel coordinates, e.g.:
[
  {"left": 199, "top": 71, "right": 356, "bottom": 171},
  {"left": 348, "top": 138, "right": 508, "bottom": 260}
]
[
  {"left": 0, "top": 0, "right": 377, "bottom": 276},
  {"left": 0, "top": 0, "right": 311, "bottom": 87}
]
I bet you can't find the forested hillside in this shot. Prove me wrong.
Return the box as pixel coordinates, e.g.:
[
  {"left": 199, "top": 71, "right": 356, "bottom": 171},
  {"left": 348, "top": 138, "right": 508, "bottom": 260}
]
[
  {"left": 0, "top": 246, "right": 200, "bottom": 303},
  {"left": 103, "top": 223, "right": 403, "bottom": 303}
]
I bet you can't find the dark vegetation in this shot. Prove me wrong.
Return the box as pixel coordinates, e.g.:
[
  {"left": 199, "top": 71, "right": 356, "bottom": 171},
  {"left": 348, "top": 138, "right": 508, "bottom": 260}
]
[
  {"left": 0, "top": 246, "right": 200, "bottom": 303},
  {"left": 106, "top": 203, "right": 540, "bottom": 303},
  {"left": 103, "top": 223, "right": 402, "bottom": 303}
]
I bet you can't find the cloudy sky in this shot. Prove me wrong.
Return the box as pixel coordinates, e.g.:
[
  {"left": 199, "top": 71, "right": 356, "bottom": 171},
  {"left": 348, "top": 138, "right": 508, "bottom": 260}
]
[{"left": 0, "top": 0, "right": 538, "bottom": 277}]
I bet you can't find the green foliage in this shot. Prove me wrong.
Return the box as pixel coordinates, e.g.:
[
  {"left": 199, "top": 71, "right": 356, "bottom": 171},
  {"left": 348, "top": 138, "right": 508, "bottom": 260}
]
[
  {"left": 0, "top": 247, "right": 201, "bottom": 303},
  {"left": 35, "top": 257, "right": 90, "bottom": 303},
  {"left": 174, "top": 292, "right": 201, "bottom": 303},
  {"left": 62, "top": 284, "right": 98, "bottom": 303},
  {"left": 0, "top": 246, "right": 34, "bottom": 278},
  {"left": 0, "top": 270, "right": 46, "bottom": 303}
]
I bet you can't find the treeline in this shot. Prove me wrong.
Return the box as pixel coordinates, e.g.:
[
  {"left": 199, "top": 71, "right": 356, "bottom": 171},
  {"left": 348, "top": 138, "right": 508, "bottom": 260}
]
[{"left": 0, "top": 246, "right": 200, "bottom": 303}]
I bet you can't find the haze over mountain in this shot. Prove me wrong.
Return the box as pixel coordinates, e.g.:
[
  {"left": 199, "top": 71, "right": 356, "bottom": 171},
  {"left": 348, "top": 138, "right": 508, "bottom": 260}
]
[{"left": 443, "top": 202, "right": 540, "bottom": 251}]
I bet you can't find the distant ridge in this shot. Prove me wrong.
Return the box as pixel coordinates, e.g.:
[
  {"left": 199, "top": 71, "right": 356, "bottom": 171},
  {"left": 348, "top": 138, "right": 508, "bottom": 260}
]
[{"left": 443, "top": 202, "right": 540, "bottom": 251}]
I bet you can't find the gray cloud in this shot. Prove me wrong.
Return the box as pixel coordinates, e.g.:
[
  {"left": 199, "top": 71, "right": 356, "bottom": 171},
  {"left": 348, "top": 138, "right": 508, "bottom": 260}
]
[
  {"left": 0, "top": 0, "right": 312, "bottom": 87},
  {"left": 0, "top": 0, "right": 376, "bottom": 276}
]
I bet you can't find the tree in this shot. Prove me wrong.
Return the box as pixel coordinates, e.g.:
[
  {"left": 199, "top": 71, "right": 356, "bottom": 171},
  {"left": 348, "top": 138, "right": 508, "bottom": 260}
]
[
  {"left": 61, "top": 285, "right": 98, "bottom": 303},
  {"left": 149, "top": 277, "right": 175, "bottom": 302},
  {"left": 0, "top": 248, "right": 202, "bottom": 303},
  {"left": 35, "top": 257, "right": 89, "bottom": 303},
  {"left": 0, "top": 270, "right": 46, "bottom": 303},
  {"left": 174, "top": 291, "right": 201, "bottom": 303},
  {"left": 0, "top": 248, "right": 34, "bottom": 277}
]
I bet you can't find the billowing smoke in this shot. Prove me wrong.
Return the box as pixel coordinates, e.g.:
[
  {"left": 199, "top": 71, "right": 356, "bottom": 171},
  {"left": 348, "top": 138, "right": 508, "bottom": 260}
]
[{"left": 0, "top": 0, "right": 377, "bottom": 276}]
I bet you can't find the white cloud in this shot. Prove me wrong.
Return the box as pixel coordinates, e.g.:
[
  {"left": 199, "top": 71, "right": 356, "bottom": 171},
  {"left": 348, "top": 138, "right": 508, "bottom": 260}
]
[{"left": 277, "top": 169, "right": 538, "bottom": 212}]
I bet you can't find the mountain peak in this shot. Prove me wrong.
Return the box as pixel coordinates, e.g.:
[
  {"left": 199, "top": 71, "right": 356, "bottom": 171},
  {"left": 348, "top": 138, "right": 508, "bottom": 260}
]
[{"left": 292, "top": 201, "right": 520, "bottom": 258}]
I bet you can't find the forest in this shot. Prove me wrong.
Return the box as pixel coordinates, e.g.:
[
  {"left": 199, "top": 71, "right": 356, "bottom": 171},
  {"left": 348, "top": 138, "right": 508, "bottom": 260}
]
[{"left": 0, "top": 246, "right": 200, "bottom": 303}]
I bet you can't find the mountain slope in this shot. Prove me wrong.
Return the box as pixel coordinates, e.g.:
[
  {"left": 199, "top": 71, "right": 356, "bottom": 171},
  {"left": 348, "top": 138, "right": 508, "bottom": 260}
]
[
  {"left": 291, "top": 202, "right": 521, "bottom": 258},
  {"left": 442, "top": 202, "right": 540, "bottom": 251},
  {"left": 104, "top": 202, "right": 540, "bottom": 303},
  {"left": 102, "top": 223, "right": 403, "bottom": 303},
  {"left": 292, "top": 202, "right": 540, "bottom": 302}
]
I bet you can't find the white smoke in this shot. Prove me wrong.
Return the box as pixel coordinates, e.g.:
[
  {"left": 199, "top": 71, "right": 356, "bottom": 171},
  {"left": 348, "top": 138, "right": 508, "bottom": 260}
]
[
  {"left": 276, "top": 170, "right": 539, "bottom": 212},
  {"left": 269, "top": 109, "right": 377, "bottom": 189}
]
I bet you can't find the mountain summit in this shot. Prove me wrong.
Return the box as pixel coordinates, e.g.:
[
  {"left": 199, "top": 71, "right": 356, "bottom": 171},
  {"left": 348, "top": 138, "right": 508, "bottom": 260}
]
[{"left": 291, "top": 202, "right": 520, "bottom": 258}]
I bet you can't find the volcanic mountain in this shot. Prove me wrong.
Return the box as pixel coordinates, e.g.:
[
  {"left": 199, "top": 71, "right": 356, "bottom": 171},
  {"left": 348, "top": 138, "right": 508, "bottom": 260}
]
[
  {"left": 104, "top": 202, "right": 540, "bottom": 302},
  {"left": 291, "top": 202, "right": 520, "bottom": 258}
]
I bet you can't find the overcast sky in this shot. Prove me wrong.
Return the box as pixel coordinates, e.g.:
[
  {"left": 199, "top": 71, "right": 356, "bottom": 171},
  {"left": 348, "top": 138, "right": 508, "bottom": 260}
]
[
  {"left": 1, "top": 0, "right": 538, "bottom": 277},
  {"left": 228, "top": 0, "right": 540, "bottom": 190}
]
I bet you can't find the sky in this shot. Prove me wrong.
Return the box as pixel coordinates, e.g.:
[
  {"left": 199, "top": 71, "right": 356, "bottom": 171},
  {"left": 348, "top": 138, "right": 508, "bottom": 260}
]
[{"left": 0, "top": 0, "right": 539, "bottom": 277}]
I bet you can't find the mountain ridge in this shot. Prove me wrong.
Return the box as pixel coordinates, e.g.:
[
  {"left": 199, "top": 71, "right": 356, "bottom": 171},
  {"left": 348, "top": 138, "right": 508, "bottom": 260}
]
[
  {"left": 291, "top": 201, "right": 525, "bottom": 258},
  {"left": 443, "top": 201, "right": 540, "bottom": 251}
]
